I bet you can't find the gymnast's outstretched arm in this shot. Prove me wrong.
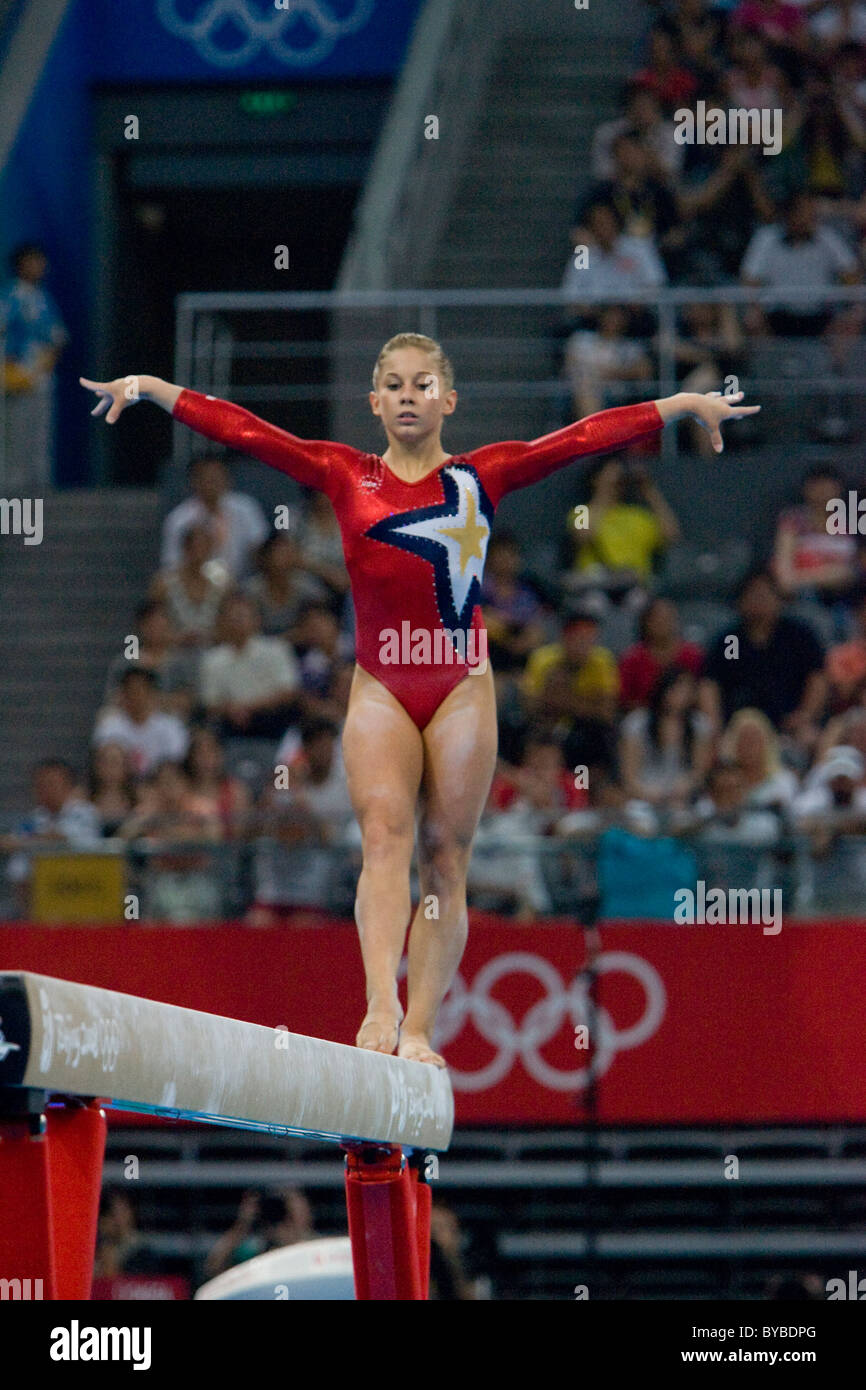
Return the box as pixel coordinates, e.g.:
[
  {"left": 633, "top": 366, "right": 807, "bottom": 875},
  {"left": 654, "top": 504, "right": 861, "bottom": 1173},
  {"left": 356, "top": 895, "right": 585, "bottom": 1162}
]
[
  {"left": 80, "top": 374, "right": 343, "bottom": 494},
  {"left": 471, "top": 390, "right": 762, "bottom": 506}
]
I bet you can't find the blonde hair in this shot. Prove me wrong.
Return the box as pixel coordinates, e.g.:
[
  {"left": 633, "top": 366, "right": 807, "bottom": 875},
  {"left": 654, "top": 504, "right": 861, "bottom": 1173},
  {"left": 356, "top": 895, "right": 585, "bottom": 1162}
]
[
  {"left": 720, "top": 707, "right": 781, "bottom": 777},
  {"left": 372, "top": 333, "right": 455, "bottom": 395}
]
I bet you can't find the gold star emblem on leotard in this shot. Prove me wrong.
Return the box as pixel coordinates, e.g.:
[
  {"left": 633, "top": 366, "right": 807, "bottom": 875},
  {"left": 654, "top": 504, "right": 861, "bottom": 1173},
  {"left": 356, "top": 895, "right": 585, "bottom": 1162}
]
[
  {"left": 364, "top": 463, "right": 495, "bottom": 629},
  {"left": 434, "top": 489, "right": 489, "bottom": 572}
]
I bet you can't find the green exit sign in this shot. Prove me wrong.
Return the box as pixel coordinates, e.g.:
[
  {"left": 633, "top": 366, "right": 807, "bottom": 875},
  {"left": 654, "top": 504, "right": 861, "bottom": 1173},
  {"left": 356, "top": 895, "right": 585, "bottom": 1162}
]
[{"left": 240, "top": 91, "right": 298, "bottom": 116}]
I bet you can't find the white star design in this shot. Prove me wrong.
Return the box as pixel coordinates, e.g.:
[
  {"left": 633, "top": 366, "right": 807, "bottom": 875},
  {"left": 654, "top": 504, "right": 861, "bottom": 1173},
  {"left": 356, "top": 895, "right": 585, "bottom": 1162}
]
[{"left": 388, "top": 467, "right": 491, "bottom": 616}]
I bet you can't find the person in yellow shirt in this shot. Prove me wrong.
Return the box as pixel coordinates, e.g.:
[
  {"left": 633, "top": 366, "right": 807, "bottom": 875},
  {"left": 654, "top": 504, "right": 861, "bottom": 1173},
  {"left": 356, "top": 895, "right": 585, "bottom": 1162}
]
[
  {"left": 523, "top": 602, "right": 620, "bottom": 769},
  {"left": 567, "top": 454, "right": 680, "bottom": 592}
]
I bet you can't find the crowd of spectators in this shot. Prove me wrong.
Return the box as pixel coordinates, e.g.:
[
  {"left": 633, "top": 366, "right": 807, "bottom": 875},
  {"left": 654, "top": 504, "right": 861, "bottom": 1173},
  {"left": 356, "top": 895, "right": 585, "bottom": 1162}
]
[
  {"left": 3, "top": 440, "right": 866, "bottom": 921},
  {"left": 560, "top": 0, "right": 866, "bottom": 436}
]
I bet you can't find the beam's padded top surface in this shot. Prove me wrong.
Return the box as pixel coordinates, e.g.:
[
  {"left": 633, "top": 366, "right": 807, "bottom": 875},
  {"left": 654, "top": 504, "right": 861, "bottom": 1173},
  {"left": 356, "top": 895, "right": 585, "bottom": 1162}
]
[{"left": 0, "top": 971, "right": 453, "bottom": 1150}]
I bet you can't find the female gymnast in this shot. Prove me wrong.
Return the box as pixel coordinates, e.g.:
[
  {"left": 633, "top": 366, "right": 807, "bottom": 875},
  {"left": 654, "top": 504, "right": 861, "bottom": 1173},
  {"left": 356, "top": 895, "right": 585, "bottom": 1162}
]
[{"left": 81, "top": 335, "right": 759, "bottom": 1066}]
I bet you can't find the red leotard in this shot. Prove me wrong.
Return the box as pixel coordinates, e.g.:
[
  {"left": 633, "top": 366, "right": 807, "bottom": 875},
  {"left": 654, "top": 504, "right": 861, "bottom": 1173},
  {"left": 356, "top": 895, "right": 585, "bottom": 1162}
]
[{"left": 173, "top": 390, "right": 664, "bottom": 728}]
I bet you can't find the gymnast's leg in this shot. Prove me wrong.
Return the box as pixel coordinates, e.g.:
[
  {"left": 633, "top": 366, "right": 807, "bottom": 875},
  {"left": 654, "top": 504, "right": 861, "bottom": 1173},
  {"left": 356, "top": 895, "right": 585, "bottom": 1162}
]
[
  {"left": 400, "top": 665, "right": 498, "bottom": 1066},
  {"left": 343, "top": 664, "right": 423, "bottom": 1054}
]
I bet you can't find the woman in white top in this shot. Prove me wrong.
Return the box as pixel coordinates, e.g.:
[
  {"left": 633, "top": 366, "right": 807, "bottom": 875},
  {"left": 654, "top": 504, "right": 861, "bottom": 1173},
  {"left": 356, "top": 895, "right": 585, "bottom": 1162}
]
[
  {"left": 150, "top": 520, "right": 230, "bottom": 646},
  {"left": 720, "top": 706, "right": 800, "bottom": 811},
  {"left": 619, "top": 668, "right": 713, "bottom": 807}
]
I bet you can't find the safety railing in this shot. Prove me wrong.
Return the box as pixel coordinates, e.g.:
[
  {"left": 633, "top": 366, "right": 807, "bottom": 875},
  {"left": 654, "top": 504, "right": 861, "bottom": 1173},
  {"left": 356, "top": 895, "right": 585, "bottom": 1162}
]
[
  {"left": 171, "top": 283, "right": 866, "bottom": 482},
  {"left": 0, "top": 831, "right": 859, "bottom": 923}
]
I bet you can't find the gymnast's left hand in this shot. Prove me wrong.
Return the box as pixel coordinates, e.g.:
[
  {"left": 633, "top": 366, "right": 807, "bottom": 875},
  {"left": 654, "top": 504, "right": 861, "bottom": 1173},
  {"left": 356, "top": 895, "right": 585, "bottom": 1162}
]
[{"left": 668, "top": 389, "right": 761, "bottom": 454}]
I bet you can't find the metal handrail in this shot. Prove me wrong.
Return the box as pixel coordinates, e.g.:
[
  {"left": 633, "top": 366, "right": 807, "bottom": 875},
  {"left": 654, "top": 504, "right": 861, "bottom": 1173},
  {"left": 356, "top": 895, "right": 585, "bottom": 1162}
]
[
  {"left": 172, "top": 281, "right": 866, "bottom": 474},
  {"left": 338, "top": 0, "right": 503, "bottom": 291}
]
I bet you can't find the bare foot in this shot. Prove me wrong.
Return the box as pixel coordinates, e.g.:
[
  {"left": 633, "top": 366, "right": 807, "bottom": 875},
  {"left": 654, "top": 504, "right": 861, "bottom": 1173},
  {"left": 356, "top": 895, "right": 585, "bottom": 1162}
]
[
  {"left": 356, "top": 1001, "right": 402, "bottom": 1055},
  {"left": 398, "top": 1033, "right": 446, "bottom": 1067}
]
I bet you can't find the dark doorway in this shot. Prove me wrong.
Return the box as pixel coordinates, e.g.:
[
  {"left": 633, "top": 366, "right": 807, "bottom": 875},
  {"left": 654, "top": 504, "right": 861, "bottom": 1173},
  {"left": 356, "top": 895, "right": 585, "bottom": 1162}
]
[{"left": 108, "top": 180, "right": 358, "bottom": 484}]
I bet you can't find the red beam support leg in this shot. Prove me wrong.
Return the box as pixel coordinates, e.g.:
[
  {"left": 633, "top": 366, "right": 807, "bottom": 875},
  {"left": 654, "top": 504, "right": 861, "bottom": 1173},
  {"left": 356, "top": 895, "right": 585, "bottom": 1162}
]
[
  {"left": 0, "top": 1090, "right": 106, "bottom": 1300},
  {"left": 343, "top": 1143, "right": 429, "bottom": 1301},
  {"left": 413, "top": 1161, "right": 433, "bottom": 1300}
]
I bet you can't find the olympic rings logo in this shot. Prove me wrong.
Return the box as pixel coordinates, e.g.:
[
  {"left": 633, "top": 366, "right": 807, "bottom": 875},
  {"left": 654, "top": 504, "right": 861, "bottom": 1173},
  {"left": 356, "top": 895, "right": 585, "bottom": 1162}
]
[
  {"left": 431, "top": 952, "right": 667, "bottom": 1092},
  {"left": 157, "top": 0, "right": 376, "bottom": 68}
]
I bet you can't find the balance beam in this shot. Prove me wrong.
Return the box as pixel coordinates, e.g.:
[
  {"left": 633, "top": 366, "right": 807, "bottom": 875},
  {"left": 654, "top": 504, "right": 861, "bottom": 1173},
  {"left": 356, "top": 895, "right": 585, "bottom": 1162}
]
[
  {"left": 0, "top": 970, "right": 453, "bottom": 1149},
  {"left": 0, "top": 970, "right": 453, "bottom": 1300}
]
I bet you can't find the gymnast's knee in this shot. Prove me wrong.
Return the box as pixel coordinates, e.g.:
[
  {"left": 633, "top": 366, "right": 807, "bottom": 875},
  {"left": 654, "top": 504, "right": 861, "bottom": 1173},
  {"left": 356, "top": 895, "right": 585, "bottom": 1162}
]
[
  {"left": 358, "top": 803, "right": 414, "bottom": 866},
  {"left": 417, "top": 821, "right": 474, "bottom": 895}
]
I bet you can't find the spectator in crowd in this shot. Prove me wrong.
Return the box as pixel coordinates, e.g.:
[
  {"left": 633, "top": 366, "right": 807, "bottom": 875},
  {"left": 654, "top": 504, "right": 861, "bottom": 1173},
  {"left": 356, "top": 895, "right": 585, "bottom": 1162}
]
[
  {"left": 677, "top": 139, "right": 776, "bottom": 284},
  {"left": 719, "top": 706, "right": 800, "bottom": 810},
  {"left": 771, "top": 465, "right": 858, "bottom": 628},
  {"left": 250, "top": 719, "right": 353, "bottom": 918},
  {"left": 829, "top": 39, "right": 866, "bottom": 123},
  {"left": 120, "top": 760, "right": 222, "bottom": 845},
  {"left": 93, "top": 1190, "right": 162, "bottom": 1279},
  {"left": 564, "top": 303, "right": 655, "bottom": 418},
  {"left": 201, "top": 592, "right": 300, "bottom": 740},
  {"left": 565, "top": 456, "right": 680, "bottom": 602},
  {"left": 120, "top": 760, "right": 222, "bottom": 922},
  {"left": 150, "top": 521, "right": 231, "bottom": 647},
  {"left": 470, "top": 739, "right": 584, "bottom": 919},
  {"left": 93, "top": 668, "right": 190, "bottom": 775},
  {"left": 740, "top": 191, "right": 863, "bottom": 366},
  {"left": 725, "top": 28, "right": 788, "bottom": 109},
  {"left": 576, "top": 133, "right": 683, "bottom": 273},
  {"left": 691, "top": 759, "right": 782, "bottom": 842},
  {"left": 787, "top": 71, "right": 866, "bottom": 202},
  {"left": 791, "top": 742, "right": 866, "bottom": 833},
  {"left": 244, "top": 531, "right": 325, "bottom": 636},
  {"left": 183, "top": 728, "right": 252, "bottom": 839},
  {"left": 1, "top": 761, "right": 101, "bottom": 902},
  {"left": 522, "top": 601, "right": 620, "bottom": 768},
  {"left": 480, "top": 531, "right": 549, "bottom": 672},
  {"left": 656, "top": 0, "right": 726, "bottom": 100},
  {"left": 294, "top": 489, "right": 350, "bottom": 610},
  {"left": 619, "top": 668, "right": 713, "bottom": 808},
  {"left": 561, "top": 199, "right": 667, "bottom": 340},
  {"left": 103, "top": 600, "right": 200, "bottom": 717},
  {"left": 203, "top": 1189, "right": 315, "bottom": 1279},
  {"left": 161, "top": 453, "right": 269, "bottom": 581},
  {"left": 700, "top": 569, "right": 827, "bottom": 749},
  {"left": 814, "top": 707, "right": 866, "bottom": 799},
  {"left": 806, "top": 0, "right": 866, "bottom": 53},
  {"left": 618, "top": 596, "right": 704, "bottom": 709},
  {"left": 764, "top": 1272, "right": 827, "bottom": 1300},
  {"left": 1, "top": 243, "right": 68, "bottom": 494},
  {"left": 590, "top": 83, "right": 685, "bottom": 184},
  {"left": 87, "top": 742, "right": 138, "bottom": 837},
  {"left": 488, "top": 736, "right": 590, "bottom": 826},
  {"left": 730, "top": 0, "right": 809, "bottom": 65},
  {"left": 631, "top": 25, "right": 700, "bottom": 112},
  {"left": 826, "top": 587, "right": 866, "bottom": 711},
  {"left": 290, "top": 600, "right": 354, "bottom": 724}
]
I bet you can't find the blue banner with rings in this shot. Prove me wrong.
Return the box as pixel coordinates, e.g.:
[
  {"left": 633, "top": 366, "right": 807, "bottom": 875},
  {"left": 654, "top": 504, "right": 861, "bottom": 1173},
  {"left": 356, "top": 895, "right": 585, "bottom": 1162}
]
[{"left": 85, "top": 0, "right": 423, "bottom": 79}]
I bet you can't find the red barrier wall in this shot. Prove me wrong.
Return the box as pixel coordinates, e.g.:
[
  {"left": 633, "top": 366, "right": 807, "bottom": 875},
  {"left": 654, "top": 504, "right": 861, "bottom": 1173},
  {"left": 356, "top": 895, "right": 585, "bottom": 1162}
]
[{"left": 1, "top": 916, "right": 863, "bottom": 1124}]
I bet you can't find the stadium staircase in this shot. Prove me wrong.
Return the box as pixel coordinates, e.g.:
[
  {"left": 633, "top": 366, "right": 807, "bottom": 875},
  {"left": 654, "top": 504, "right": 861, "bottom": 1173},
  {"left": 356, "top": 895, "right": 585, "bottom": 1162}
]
[
  {"left": 0, "top": 0, "right": 73, "bottom": 177},
  {"left": 0, "top": 490, "right": 161, "bottom": 817},
  {"left": 337, "top": 0, "right": 647, "bottom": 452}
]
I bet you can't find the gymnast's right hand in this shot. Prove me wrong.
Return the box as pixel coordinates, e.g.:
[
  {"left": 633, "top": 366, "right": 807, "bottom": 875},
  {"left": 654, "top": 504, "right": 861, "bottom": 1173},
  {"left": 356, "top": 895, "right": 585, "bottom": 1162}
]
[{"left": 80, "top": 374, "right": 148, "bottom": 424}]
